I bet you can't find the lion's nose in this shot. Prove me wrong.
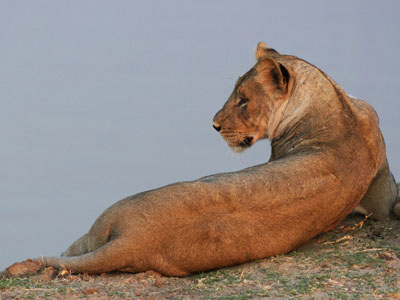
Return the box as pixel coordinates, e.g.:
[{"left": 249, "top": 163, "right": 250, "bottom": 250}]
[{"left": 213, "top": 122, "right": 221, "bottom": 132}]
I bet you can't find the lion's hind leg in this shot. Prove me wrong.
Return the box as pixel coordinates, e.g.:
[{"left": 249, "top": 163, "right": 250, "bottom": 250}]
[
  {"left": 393, "top": 182, "right": 400, "bottom": 217},
  {"left": 61, "top": 229, "right": 113, "bottom": 257},
  {"left": 62, "top": 211, "right": 115, "bottom": 257},
  {"left": 356, "top": 161, "right": 398, "bottom": 220},
  {"left": 61, "top": 233, "right": 92, "bottom": 257}
]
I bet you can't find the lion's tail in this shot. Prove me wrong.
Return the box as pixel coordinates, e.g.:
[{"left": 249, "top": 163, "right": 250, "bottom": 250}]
[{"left": 40, "top": 239, "right": 131, "bottom": 274}]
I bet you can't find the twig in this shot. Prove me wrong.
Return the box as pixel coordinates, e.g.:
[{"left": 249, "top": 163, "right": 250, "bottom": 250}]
[
  {"left": 337, "top": 213, "right": 372, "bottom": 233},
  {"left": 322, "top": 235, "right": 353, "bottom": 245},
  {"left": 357, "top": 248, "right": 385, "bottom": 253}
]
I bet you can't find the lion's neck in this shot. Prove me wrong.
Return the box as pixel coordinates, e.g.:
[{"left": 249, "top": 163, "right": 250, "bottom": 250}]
[
  {"left": 268, "top": 60, "right": 355, "bottom": 161},
  {"left": 269, "top": 115, "right": 315, "bottom": 161}
]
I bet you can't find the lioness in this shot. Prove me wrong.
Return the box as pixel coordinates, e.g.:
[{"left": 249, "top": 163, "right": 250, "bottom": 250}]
[{"left": 6, "top": 42, "right": 399, "bottom": 277}]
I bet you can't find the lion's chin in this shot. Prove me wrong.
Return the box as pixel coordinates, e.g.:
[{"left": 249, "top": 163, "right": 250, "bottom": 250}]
[
  {"left": 230, "top": 145, "right": 248, "bottom": 153},
  {"left": 229, "top": 136, "right": 254, "bottom": 153}
]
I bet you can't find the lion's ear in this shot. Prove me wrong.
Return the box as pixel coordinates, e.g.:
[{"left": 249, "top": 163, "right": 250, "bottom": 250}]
[
  {"left": 276, "top": 63, "right": 290, "bottom": 94},
  {"left": 255, "top": 42, "right": 280, "bottom": 61},
  {"left": 256, "top": 58, "right": 290, "bottom": 95}
]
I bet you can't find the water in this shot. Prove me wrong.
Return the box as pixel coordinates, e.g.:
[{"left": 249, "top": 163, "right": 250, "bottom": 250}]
[{"left": 1, "top": 0, "right": 399, "bottom": 270}]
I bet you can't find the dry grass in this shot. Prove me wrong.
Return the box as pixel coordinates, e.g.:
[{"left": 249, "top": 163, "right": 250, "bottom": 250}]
[{"left": 1, "top": 214, "right": 400, "bottom": 300}]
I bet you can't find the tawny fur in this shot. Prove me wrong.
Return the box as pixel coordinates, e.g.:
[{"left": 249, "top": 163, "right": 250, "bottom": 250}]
[{"left": 7, "top": 43, "right": 399, "bottom": 277}]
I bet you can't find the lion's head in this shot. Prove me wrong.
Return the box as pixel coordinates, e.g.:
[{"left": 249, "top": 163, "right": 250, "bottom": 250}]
[{"left": 213, "top": 42, "right": 292, "bottom": 152}]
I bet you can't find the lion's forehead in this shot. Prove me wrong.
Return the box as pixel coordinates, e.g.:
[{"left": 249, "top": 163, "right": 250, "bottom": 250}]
[{"left": 234, "top": 68, "right": 257, "bottom": 90}]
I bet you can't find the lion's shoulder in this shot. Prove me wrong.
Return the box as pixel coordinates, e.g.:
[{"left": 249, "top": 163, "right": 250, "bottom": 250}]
[{"left": 348, "top": 95, "right": 379, "bottom": 125}]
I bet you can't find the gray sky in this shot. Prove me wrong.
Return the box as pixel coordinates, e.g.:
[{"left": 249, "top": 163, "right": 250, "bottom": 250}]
[{"left": 1, "top": 0, "right": 399, "bottom": 269}]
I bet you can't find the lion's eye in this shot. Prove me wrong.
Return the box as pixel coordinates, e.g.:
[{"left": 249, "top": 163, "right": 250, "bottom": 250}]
[{"left": 237, "top": 98, "right": 248, "bottom": 108}]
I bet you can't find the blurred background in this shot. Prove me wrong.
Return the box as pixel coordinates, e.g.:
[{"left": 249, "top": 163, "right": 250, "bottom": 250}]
[{"left": 1, "top": 0, "right": 399, "bottom": 270}]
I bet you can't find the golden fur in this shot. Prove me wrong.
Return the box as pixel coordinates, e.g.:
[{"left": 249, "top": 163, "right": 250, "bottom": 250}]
[{"left": 6, "top": 42, "right": 399, "bottom": 277}]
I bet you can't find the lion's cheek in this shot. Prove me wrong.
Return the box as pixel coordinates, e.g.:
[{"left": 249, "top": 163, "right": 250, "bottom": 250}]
[{"left": 254, "top": 116, "right": 269, "bottom": 141}]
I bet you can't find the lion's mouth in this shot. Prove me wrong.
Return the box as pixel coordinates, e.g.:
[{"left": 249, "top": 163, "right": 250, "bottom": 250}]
[
  {"left": 238, "top": 136, "right": 254, "bottom": 148},
  {"left": 230, "top": 136, "right": 254, "bottom": 152},
  {"left": 222, "top": 135, "right": 255, "bottom": 153}
]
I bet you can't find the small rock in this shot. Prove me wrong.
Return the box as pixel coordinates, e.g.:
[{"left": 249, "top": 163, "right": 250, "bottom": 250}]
[
  {"left": 83, "top": 287, "right": 98, "bottom": 295},
  {"left": 82, "top": 272, "right": 90, "bottom": 281},
  {"left": 379, "top": 251, "right": 394, "bottom": 261},
  {"left": 154, "top": 276, "right": 163, "bottom": 287},
  {"left": 145, "top": 270, "right": 162, "bottom": 278},
  {"left": 39, "top": 266, "right": 55, "bottom": 281},
  {"left": 135, "top": 272, "right": 146, "bottom": 281}
]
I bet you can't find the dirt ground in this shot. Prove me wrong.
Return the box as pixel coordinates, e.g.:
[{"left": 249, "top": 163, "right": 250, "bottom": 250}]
[{"left": 1, "top": 214, "right": 400, "bottom": 300}]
